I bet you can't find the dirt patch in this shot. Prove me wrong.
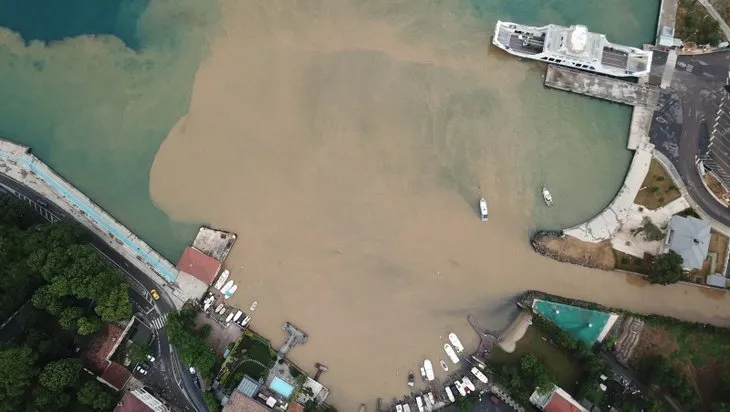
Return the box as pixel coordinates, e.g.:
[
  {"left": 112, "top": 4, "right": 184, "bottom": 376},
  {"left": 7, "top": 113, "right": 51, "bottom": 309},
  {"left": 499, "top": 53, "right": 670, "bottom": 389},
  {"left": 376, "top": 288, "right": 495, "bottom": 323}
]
[
  {"left": 614, "top": 249, "right": 650, "bottom": 274},
  {"left": 709, "top": 230, "right": 729, "bottom": 274},
  {"left": 634, "top": 159, "right": 681, "bottom": 210},
  {"left": 631, "top": 325, "right": 680, "bottom": 362},
  {"left": 195, "top": 312, "right": 243, "bottom": 357},
  {"left": 704, "top": 173, "right": 729, "bottom": 206},
  {"left": 534, "top": 233, "right": 615, "bottom": 269}
]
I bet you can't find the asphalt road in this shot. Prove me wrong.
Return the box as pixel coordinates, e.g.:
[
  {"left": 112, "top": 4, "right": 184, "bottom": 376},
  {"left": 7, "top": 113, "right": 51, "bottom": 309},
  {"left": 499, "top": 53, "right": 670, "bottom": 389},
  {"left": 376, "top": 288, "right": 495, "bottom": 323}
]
[{"left": 0, "top": 174, "right": 208, "bottom": 412}]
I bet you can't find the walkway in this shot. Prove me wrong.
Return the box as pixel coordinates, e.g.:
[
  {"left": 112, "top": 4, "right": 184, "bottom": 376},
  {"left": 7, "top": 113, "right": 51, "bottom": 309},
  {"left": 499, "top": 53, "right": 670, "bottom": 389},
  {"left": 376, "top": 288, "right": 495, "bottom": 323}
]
[
  {"left": 467, "top": 315, "right": 497, "bottom": 359},
  {"left": 697, "top": 0, "right": 730, "bottom": 41}
]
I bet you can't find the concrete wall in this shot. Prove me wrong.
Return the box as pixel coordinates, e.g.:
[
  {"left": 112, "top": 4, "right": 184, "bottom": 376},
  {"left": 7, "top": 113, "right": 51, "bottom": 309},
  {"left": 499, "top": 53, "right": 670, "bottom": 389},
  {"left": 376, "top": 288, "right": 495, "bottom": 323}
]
[
  {"left": 0, "top": 138, "right": 190, "bottom": 308},
  {"left": 563, "top": 142, "right": 654, "bottom": 242}
]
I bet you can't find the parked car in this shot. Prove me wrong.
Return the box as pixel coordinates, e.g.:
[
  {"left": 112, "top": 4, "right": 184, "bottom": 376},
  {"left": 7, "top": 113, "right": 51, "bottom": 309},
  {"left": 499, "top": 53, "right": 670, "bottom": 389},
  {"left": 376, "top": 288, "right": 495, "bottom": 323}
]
[
  {"left": 150, "top": 289, "right": 160, "bottom": 300},
  {"left": 146, "top": 354, "right": 156, "bottom": 363},
  {"left": 135, "top": 365, "right": 148, "bottom": 375}
]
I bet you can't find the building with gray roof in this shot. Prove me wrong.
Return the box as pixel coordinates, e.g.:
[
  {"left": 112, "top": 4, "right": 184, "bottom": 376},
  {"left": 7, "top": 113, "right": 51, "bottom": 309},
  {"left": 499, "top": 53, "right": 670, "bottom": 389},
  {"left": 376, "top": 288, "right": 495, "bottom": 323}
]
[{"left": 663, "top": 215, "right": 711, "bottom": 270}]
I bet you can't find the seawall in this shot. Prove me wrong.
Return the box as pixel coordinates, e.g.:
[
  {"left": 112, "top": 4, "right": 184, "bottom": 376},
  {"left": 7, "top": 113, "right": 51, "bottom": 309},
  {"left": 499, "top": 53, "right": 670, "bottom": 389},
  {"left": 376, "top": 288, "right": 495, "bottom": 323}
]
[{"left": 0, "top": 138, "right": 187, "bottom": 308}]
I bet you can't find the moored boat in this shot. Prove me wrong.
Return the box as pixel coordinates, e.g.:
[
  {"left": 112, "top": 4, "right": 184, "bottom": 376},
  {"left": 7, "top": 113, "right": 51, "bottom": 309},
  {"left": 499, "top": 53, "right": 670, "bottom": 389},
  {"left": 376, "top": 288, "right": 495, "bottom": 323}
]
[
  {"left": 358, "top": 404, "right": 366, "bottom": 412},
  {"left": 420, "top": 367, "right": 427, "bottom": 381},
  {"left": 395, "top": 404, "right": 403, "bottom": 412},
  {"left": 220, "top": 280, "right": 234, "bottom": 294},
  {"left": 416, "top": 396, "right": 424, "bottom": 412},
  {"left": 471, "top": 367, "right": 489, "bottom": 384},
  {"left": 224, "top": 284, "right": 238, "bottom": 299},
  {"left": 408, "top": 371, "right": 415, "bottom": 387},
  {"left": 449, "top": 333, "right": 465, "bottom": 353},
  {"left": 233, "top": 310, "right": 242, "bottom": 322},
  {"left": 444, "top": 344, "right": 460, "bottom": 364},
  {"left": 479, "top": 198, "right": 488, "bottom": 221},
  {"left": 440, "top": 360, "right": 448, "bottom": 372},
  {"left": 203, "top": 300, "right": 213, "bottom": 312},
  {"left": 542, "top": 186, "right": 553, "bottom": 206},
  {"left": 462, "top": 377, "right": 476, "bottom": 392},
  {"left": 250, "top": 301, "right": 258, "bottom": 311},
  {"left": 444, "top": 386, "right": 455, "bottom": 403},
  {"left": 238, "top": 314, "right": 251, "bottom": 327},
  {"left": 214, "top": 269, "right": 230, "bottom": 290},
  {"left": 402, "top": 403, "right": 411, "bottom": 412},
  {"left": 426, "top": 393, "right": 435, "bottom": 406},
  {"left": 225, "top": 312, "right": 234, "bottom": 323},
  {"left": 423, "top": 359, "right": 435, "bottom": 381},
  {"left": 454, "top": 380, "right": 467, "bottom": 396},
  {"left": 214, "top": 303, "right": 224, "bottom": 313}
]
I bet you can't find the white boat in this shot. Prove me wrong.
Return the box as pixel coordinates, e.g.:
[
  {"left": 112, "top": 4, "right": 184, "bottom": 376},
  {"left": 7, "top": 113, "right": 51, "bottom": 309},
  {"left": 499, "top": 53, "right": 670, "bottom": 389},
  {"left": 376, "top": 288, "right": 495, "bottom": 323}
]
[
  {"left": 220, "top": 309, "right": 227, "bottom": 317},
  {"left": 542, "top": 186, "right": 553, "bottom": 207},
  {"left": 426, "top": 393, "right": 435, "bottom": 406},
  {"left": 250, "top": 301, "right": 258, "bottom": 311},
  {"left": 238, "top": 315, "right": 251, "bottom": 327},
  {"left": 214, "top": 303, "right": 224, "bottom": 313},
  {"left": 454, "top": 380, "right": 467, "bottom": 396},
  {"left": 471, "top": 367, "right": 488, "bottom": 384},
  {"left": 423, "top": 359, "right": 435, "bottom": 381},
  {"left": 479, "top": 198, "right": 488, "bottom": 221},
  {"left": 420, "top": 367, "right": 426, "bottom": 381},
  {"left": 220, "top": 280, "right": 234, "bottom": 294},
  {"left": 224, "top": 284, "right": 238, "bottom": 299},
  {"left": 440, "top": 360, "right": 448, "bottom": 372},
  {"left": 444, "top": 386, "right": 455, "bottom": 403},
  {"left": 461, "top": 377, "right": 476, "bottom": 392},
  {"left": 396, "top": 405, "right": 403, "bottom": 412},
  {"left": 415, "top": 396, "right": 424, "bottom": 412},
  {"left": 214, "top": 269, "right": 230, "bottom": 290},
  {"left": 225, "top": 312, "right": 234, "bottom": 323},
  {"left": 203, "top": 300, "right": 213, "bottom": 312},
  {"left": 491, "top": 21, "right": 653, "bottom": 78},
  {"left": 233, "top": 310, "right": 242, "bottom": 322},
  {"left": 403, "top": 404, "right": 411, "bottom": 412},
  {"left": 444, "top": 344, "right": 460, "bottom": 364},
  {"left": 449, "top": 333, "right": 464, "bottom": 353},
  {"left": 424, "top": 394, "right": 432, "bottom": 408}
]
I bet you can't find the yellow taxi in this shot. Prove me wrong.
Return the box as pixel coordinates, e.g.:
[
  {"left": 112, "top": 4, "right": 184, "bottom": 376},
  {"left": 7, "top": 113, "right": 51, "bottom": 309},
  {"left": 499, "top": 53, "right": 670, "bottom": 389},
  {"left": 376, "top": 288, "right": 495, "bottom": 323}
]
[{"left": 150, "top": 289, "right": 160, "bottom": 300}]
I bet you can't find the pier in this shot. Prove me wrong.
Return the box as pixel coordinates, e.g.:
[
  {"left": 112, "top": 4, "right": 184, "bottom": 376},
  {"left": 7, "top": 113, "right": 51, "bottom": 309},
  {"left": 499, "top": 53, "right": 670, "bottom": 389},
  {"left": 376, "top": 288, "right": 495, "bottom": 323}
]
[
  {"left": 467, "top": 315, "right": 497, "bottom": 359},
  {"left": 278, "top": 322, "right": 308, "bottom": 357},
  {"left": 544, "top": 65, "right": 660, "bottom": 108}
]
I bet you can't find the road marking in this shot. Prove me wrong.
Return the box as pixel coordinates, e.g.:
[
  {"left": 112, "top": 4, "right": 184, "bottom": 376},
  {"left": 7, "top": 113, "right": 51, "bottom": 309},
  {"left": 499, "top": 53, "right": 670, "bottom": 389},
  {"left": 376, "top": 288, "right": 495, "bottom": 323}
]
[{"left": 150, "top": 314, "right": 168, "bottom": 330}]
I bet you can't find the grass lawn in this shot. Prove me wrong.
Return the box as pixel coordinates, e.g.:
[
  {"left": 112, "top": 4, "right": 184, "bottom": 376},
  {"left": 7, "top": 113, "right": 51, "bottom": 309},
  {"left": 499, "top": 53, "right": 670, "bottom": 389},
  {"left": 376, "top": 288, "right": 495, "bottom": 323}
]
[
  {"left": 238, "top": 360, "right": 269, "bottom": 381},
  {"left": 613, "top": 249, "right": 650, "bottom": 275},
  {"left": 634, "top": 160, "right": 681, "bottom": 210},
  {"left": 490, "top": 326, "right": 581, "bottom": 392}
]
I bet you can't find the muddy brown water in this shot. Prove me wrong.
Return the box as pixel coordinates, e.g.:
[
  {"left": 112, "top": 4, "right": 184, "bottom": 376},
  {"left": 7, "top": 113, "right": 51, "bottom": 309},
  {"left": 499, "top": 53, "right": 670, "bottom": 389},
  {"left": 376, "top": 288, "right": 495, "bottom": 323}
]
[{"left": 149, "top": 0, "right": 730, "bottom": 407}]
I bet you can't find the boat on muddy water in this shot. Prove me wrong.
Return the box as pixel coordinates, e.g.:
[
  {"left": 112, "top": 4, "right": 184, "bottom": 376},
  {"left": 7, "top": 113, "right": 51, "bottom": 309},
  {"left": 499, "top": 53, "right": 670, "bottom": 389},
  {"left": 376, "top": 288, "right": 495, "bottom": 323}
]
[
  {"left": 444, "top": 344, "right": 460, "bottom": 364},
  {"left": 358, "top": 405, "right": 366, "bottom": 412},
  {"left": 214, "top": 269, "right": 230, "bottom": 290},
  {"left": 471, "top": 367, "right": 488, "bottom": 384},
  {"left": 449, "top": 333, "right": 465, "bottom": 352},
  {"left": 462, "top": 376, "right": 476, "bottom": 392},
  {"left": 416, "top": 396, "right": 424, "bottom": 412},
  {"left": 479, "top": 198, "right": 488, "bottom": 221},
  {"left": 225, "top": 312, "right": 234, "bottom": 323},
  {"left": 395, "top": 404, "right": 403, "bottom": 412},
  {"left": 454, "top": 380, "right": 467, "bottom": 396},
  {"left": 220, "top": 280, "right": 234, "bottom": 294},
  {"left": 233, "top": 310, "right": 242, "bottom": 322},
  {"left": 445, "top": 386, "right": 455, "bottom": 403},
  {"left": 250, "top": 301, "right": 258, "bottom": 311},
  {"left": 423, "top": 359, "right": 435, "bottom": 381},
  {"left": 420, "top": 367, "right": 426, "bottom": 381},
  {"left": 224, "top": 284, "right": 238, "bottom": 299},
  {"left": 214, "top": 303, "right": 224, "bottom": 313},
  {"left": 440, "top": 360, "right": 448, "bottom": 371},
  {"left": 402, "top": 403, "right": 411, "bottom": 412},
  {"left": 542, "top": 186, "right": 553, "bottom": 207},
  {"left": 408, "top": 371, "right": 415, "bottom": 387}
]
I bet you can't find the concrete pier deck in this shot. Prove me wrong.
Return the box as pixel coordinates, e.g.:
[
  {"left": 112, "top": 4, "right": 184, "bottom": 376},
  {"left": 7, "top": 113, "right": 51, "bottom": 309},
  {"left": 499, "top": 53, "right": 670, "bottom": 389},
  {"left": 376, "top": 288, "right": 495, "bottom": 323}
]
[{"left": 544, "top": 65, "right": 660, "bottom": 108}]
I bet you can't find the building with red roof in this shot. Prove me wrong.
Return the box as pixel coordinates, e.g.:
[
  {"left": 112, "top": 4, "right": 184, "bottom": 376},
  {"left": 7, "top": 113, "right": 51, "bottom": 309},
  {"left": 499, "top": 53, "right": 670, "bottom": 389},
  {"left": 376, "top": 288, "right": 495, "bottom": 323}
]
[
  {"left": 530, "top": 386, "right": 588, "bottom": 412},
  {"left": 222, "top": 391, "right": 271, "bottom": 412},
  {"left": 85, "top": 323, "right": 125, "bottom": 374},
  {"left": 114, "top": 390, "right": 154, "bottom": 412},
  {"left": 176, "top": 246, "right": 222, "bottom": 285},
  {"left": 100, "top": 362, "right": 132, "bottom": 391},
  {"left": 286, "top": 402, "right": 305, "bottom": 412}
]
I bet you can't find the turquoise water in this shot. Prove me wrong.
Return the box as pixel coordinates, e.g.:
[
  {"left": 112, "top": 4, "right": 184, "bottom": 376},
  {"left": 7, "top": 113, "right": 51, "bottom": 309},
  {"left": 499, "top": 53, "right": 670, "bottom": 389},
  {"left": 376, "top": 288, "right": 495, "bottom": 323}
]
[
  {"left": 533, "top": 299, "right": 611, "bottom": 346},
  {"left": 269, "top": 376, "right": 295, "bottom": 398},
  {"left": 0, "top": 0, "right": 659, "bottom": 260}
]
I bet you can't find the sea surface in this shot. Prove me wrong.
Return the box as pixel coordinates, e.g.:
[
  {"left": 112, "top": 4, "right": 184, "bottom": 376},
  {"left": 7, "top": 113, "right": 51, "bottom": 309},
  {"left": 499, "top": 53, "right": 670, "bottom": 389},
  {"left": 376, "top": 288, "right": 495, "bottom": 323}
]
[{"left": 5, "top": 0, "right": 719, "bottom": 409}]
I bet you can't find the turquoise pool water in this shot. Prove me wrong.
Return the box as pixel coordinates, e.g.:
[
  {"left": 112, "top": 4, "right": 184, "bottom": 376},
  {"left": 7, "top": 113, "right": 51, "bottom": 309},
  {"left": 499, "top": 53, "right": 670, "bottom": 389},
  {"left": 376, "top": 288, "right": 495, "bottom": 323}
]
[
  {"left": 533, "top": 300, "right": 611, "bottom": 346},
  {"left": 269, "top": 376, "right": 294, "bottom": 398}
]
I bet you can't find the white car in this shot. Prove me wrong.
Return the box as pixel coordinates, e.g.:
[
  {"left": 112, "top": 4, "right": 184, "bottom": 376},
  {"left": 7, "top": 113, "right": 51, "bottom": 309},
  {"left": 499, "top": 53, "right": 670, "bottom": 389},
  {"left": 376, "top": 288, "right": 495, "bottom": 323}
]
[
  {"left": 146, "top": 354, "right": 156, "bottom": 363},
  {"left": 135, "top": 365, "right": 148, "bottom": 375}
]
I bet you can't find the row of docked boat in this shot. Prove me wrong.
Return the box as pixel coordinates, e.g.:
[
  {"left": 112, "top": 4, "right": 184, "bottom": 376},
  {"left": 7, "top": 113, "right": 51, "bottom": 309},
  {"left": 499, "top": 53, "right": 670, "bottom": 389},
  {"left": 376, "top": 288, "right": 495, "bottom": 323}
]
[{"left": 213, "top": 269, "right": 238, "bottom": 299}]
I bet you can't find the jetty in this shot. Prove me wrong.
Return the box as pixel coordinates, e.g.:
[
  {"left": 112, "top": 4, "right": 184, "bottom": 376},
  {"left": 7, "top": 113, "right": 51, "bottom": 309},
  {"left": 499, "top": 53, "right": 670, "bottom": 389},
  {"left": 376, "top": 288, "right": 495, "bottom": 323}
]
[
  {"left": 467, "top": 315, "right": 497, "bottom": 359},
  {"left": 278, "top": 322, "right": 308, "bottom": 357},
  {"left": 544, "top": 65, "right": 660, "bottom": 108}
]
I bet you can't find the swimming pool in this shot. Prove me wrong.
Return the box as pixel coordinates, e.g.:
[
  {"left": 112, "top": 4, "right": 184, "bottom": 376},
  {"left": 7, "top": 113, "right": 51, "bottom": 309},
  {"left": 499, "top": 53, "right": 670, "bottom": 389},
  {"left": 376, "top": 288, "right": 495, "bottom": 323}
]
[
  {"left": 532, "top": 299, "right": 616, "bottom": 346},
  {"left": 269, "top": 376, "right": 295, "bottom": 398}
]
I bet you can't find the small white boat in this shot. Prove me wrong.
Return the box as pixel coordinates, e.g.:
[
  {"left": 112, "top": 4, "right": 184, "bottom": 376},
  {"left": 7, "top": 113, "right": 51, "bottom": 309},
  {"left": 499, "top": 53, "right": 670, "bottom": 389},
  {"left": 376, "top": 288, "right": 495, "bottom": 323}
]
[
  {"left": 203, "top": 300, "right": 213, "bottom": 312},
  {"left": 420, "top": 367, "right": 426, "bottom": 381},
  {"left": 423, "top": 359, "right": 435, "bottom": 381},
  {"left": 408, "top": 371, "right": 415, "bottom": 387},
  {"left": 214, "top": 269, "right": 230, "bottom": 290},
  {"left": 479, "top": 198, "right": 488, "bottom": 221},
  {"left": 461, "top": 377, "right": 476, "bottom": 392},
  {"left": 225, "top": 312, "right": 234, "bottom": 323},
  {"left": 444, "top": 344, "right": 460, "bottom": 364},
  {"left": 403, "top": 404, "right": 411, "bottom": 412},
  {"left": 542, "top": 186, "right": 554, "bottom": 207},
  {"left": 449, "top": 333, "right": 465, "bottom": 353},
  {"left": 471, "top": 367, "right": 488, "bottom": 384},
  {"left": 224, "top": 284, "right": 238, "bottom": 299},
  {"left": 440, "top": 360, "right": 448, "bottom": 372},
  {"left": 424, "top": 394, "right": 432, "bottom": 408},
  {"left": 238, "top": 315, "right": 251, "bottom": 327},
  {"left": 233, "top": 310, "right": 242, "bottom": 322},
  {"left": 454, "top": 380, "right": 467, "bottom": 396},
  {"left": 416, "top": 396, "right": 424, "bottom": 412},
  {"left": 426, "top": 393, "right": 435, "bottom": 406},
  {"left": 250, "top": 301, "right": 258, "bottom": 311},
  {"left": 396, "top": 405, "right": 403, "bottom": 412},
  {"left": 214, "top": 303, "right": 224, "bottom": 313},
  {"left": 220, "top": 280, "right": 234, "bottom": 294},
  {"left": 444, "top": 386, "right": 455, "bottom": 403},
  {"left": 220, "top": 309, "right": 227, "bottom": 317}
]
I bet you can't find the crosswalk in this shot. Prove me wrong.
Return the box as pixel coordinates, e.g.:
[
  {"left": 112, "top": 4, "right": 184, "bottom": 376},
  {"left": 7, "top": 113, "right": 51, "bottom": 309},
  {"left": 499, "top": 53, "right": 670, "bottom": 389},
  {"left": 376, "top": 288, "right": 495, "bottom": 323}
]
[{"left": 150, "top": 314, "right": 168, "bottom": 330}]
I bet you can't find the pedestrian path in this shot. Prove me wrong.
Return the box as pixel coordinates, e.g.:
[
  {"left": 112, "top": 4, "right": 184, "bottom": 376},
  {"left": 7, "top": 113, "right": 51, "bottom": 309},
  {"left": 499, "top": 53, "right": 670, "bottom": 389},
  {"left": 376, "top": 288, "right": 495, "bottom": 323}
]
[{"left": 150, "top": 314, "right": 168, "bottom": 330}]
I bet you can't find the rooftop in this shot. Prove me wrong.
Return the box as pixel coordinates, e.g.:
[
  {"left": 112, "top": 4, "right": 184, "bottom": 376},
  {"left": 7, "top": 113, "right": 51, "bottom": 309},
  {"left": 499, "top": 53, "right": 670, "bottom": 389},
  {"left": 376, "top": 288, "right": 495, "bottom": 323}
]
[
  {"left": 530, "top": 386, "right": 588, "bottom": 412},
  {"left": 192, "top": 226, "right": 237, "bottom": 262},
  {"left": 86, "top": 323, "right": 125, "bottom": 373},
  {"left": 223, "top": 392, "right": 270, "bottom": 412},
  {"left": 176, "top": 246, "right": 222, "bottom": 285},
  {"left": 665, "top": 215, "right": 711, "bottom": 270},
  {"left": 113, "top": 391, "right": 153, "bottom": 412},
  {"left": 101, "top": 362, "right": 132, "bottom": 391}
]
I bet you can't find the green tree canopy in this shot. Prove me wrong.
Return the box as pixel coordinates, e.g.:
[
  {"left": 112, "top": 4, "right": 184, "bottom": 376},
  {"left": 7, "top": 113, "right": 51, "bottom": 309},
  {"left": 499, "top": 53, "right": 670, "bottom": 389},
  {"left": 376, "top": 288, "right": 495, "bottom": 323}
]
[
  {"left": 0, "top": 346, "right": 36, "bottom": 404},
  {"left": 39, "top": 358, "right": 81, "bottom": 391},
  {"left": 77, "top": 380, "right": 117, "bottom": 411},
  {"left": 648, "top": 250, "right": 684, "bottom": 285}
]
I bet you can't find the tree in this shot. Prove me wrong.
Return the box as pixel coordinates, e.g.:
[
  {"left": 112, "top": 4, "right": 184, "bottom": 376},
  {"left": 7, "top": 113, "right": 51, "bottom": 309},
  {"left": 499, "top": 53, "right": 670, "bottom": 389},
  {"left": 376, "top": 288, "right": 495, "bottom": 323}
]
[
  {"left": 77, "top": 380, "right": 116, "bottom": 410},
  {"left": 0, "top": 346, "right": 36, "bottom": 403},
  {"left": 39, "top": 358, "right": 81, "bottom": 391},
  {"left": 648, "top": 250, "right": 684, "bottom": 285},
  {"left": 95, "top": 283, "right": 132, "bottom": 321},
  {"left": 77, "top": 316, "right": 103, "bottom": 336},
  {"left": 58, "top": 306, "right": 84, "bottom": 330},
  {"left": 0, "top": 195, "right": 31, "bottom": 227},
  {"left": 32, "top": 385, "right": 70, "bottom": 411},
  {"left": 204, "top": 392, "right": 222, "bottom": 412},
  {"left": 128, "top": 343, "right": 149, "bottom": 365}
]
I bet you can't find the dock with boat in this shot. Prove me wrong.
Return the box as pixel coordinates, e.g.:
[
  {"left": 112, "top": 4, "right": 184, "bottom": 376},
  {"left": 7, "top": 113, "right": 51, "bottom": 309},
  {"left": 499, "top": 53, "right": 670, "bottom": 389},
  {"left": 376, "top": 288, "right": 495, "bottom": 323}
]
[{"left": 543, "top": 65, "right": 660, "bottom": 108}]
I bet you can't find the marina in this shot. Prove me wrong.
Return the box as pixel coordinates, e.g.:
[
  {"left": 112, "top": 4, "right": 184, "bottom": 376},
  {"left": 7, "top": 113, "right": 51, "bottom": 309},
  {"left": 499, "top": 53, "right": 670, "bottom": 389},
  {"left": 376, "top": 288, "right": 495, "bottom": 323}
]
[{"left": 543, "top": 65, "right": 660, "bottom": 108}]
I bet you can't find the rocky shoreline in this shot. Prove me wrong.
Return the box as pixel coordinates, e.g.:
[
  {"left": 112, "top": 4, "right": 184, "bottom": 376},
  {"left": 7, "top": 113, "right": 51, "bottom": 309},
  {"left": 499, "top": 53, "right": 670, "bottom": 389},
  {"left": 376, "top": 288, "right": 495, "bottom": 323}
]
[{"left": 531, "top": 231, "right": 615, "bottom": 271}]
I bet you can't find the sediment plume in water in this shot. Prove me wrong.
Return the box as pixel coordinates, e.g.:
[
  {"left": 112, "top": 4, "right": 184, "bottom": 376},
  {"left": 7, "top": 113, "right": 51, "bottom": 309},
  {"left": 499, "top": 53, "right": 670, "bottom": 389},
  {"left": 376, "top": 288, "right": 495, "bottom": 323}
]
[{"left": 150, "top": 0, "right": 730, "bottom": 407}]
